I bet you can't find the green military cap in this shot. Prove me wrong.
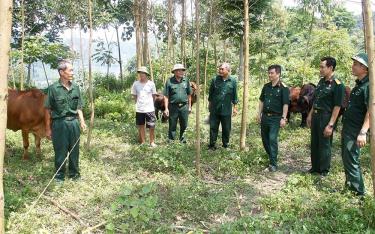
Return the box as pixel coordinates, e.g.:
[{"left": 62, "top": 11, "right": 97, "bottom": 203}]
[{"left": 352, "top": 53, "right": 368, "bottom": 68}]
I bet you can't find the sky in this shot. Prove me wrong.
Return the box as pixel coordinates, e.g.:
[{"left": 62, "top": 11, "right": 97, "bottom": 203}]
[{"left": 33, "top": 0, "right": 370, "bottom": 87}]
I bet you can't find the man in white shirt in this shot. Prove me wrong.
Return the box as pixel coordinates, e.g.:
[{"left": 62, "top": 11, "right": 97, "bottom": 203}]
[{"left": 131, "top": 66, "right": 157, "bottom": 147}]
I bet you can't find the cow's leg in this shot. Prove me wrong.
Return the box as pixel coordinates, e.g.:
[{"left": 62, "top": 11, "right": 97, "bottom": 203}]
[
  {"left": 34, "top": 133, "right": 42, "bottom": 158},
  {"left": 300, "top": 112, "right": 307, "bottom": 128},
  {"left": 21, "top": 130, "right": 30, "bottom": 160}
]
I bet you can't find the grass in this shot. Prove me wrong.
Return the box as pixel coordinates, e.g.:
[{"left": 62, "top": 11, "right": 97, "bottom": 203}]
[{"left": 4, "top": 88, "right": 375, "bottom": 233}]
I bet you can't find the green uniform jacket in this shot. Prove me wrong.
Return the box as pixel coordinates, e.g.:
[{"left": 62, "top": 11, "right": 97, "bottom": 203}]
[
  {"left": 44, "top": 80, "right": 83, "bottom": 119},
  {"left": 163, "top": 76, "right": 192, "bottom": 104},
  {"left": 343, "top": 75, "right": 369, "bottom": 131},
  {"left": 208, "top": 75, "right": 239, "bottom": 116},
  {"left": 312, "top": 75, "right": 345, "bottom": 112},
  {"left": 259, "top": 81, "right": 289, "bottom": 114}
]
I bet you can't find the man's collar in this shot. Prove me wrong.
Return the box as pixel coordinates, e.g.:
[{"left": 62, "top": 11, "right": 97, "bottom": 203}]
[{"left": 356, "top": 75, "right": 369, "bottom": 85}]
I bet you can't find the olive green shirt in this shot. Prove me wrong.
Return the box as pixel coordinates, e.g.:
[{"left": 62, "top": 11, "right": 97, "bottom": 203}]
[
  {"left": 208, "top": 75, "right": 239, "bottom": 116},
  {"left": 44, "top": 80, "right": 83, "bottom": 119},
  {"left": 343, "top": 75, "right": 369, "bottom": 131},
  {"left": 163, "top": 76, "right": 192, "bottom": 104},
  {"left": 259, "top": 81, "right": 289, "bottom": 114},
  {"left": 312, "top": 75, "right": 345, "bottom": 112}
]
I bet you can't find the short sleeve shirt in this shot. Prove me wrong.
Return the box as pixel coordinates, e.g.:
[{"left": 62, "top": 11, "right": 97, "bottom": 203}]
[
  {"left": 259, "top": 81, "right": 289, "bottom": 114},
  {"left": 44, "top": 80, "right": 83, "bottom": 119},
  {"left": 343, "top": 76, "right": 369, "bottom": 131},
  {"left": 131, "top": 80, "right": 157, "bottom": 113},
  {"left": 208, "top": 75, "right": 239, "bottom": 116},
  {"left": 163, "top": 76, "right": 192, "bottom": 103},
  {"left": 312, "top": 76, "right": 345, "bottom": 112}
]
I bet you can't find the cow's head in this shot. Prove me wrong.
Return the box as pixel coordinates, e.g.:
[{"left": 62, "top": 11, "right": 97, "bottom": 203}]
[{"left": 297, "top": 83, "right": 316, "bottom": 111}]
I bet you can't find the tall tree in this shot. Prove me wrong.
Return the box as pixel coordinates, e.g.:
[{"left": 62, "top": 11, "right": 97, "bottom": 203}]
[
  {"left": 142, "top": 0, "right": 149, "bottom": 66},
  {"left": 362, "top": 0, "right": 375, "bottom": 196},
  {"left": 195, "top": 0, "right": 201, "bottom": 177},
  {"left": 20, "top": 0, "right": 25, "bottom": 90},
  {"left": 240, "top": 0, "right": 250, "bottom": 150},
  {"left": 0, "top": 0, "right": 13, "bottom": 231},
  {"left": 181, "top": 0, "right": 187, "bottom": 66},
  {"left": 203, "top": 0, "right": 213, "bottom": 108},
  {"left": 86, "top": 0, "right": 95, "bottom": 149},
  {"left": 134, "top": 0, "right": 143, "bottom": 69}
]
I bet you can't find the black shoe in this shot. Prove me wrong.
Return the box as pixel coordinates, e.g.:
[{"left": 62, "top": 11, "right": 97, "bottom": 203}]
[
  {"left": 268, "top": 165, "right": 277, "bottom": 172},
  {"left": 208, "top": 144, "right": 217, "bottom": 150},
  {"left": 320, "top": 171, "right": 329, "bottom": 177},
  {"left": 69, "top": 174, "right": 81, "bottom": 181},
  {"left": 307, "top": 168, "right": 318, "bottom": 174},
  {"left": 222, "top": 144, "right": 229, "bottom": 148},
  {"left": 180, "top": 139, "right": 187, "bottom": 144}
]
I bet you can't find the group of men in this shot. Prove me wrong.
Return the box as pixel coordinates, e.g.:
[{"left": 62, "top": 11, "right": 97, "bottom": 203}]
[
  {"left": 45, "top": 53, "right": 370, "bottom": 196},
  {"left": 257, "top": 54, "right": 370, "bottom": 196}
]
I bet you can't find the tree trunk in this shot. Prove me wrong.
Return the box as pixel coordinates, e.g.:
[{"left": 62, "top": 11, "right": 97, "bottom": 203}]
[
  {"left": 240, "top": 0, "right": 250, "bottom": 150},
  {"left": 148, "top": 49, "right": 154, "bottom": 81},
  {"left": 223, "top": 40, "right": 227, "bottom": 62},
  {"left": 27, "top": 63, "right": 31, "bottom": 86},
  {"left": 20, "top": 0, "right": 25, "bottom": 90},
  {"left": 181, "top": 0, "right": 186, "bottom": 66},
  {"left": 42, "top": 62, "right": 50, "bottom": 87},
  {"left": 213, "top": 40, "right": 217, "bottom": 68},
  {"left": 86, "top": 0, "right": 95, "bottom": 149},
  {"left": 134, "top": 0, "right": 143, "bottom": 69},
  {"left": 79, "top": 25, "right": 86, "bottom": 89},
  {"left": 362, "top": 3, "right": 367, "bottom": 52},
  {"left": 142, "top": 0, "right": 149, "bottom": 66},
  {"left": 0, "top": 0, "right": 13, "bottom": 232},
  {"left": 238, "top": 39, "right": 244, "bottom": 81},
  {"left": 167, "top": 0, "right": 174, "bottom": 62},
  {"left": 362, "top": 0, "right": 375, "bottom": 196},
  {"left": 115, "top": 25, "right": 123, "bottom": 82},
  {"left": 203, "top": 0, "right": 213, "bottom": 107},
  {"left": 195, "top": 0, "right": 201, "bottom": 177}
]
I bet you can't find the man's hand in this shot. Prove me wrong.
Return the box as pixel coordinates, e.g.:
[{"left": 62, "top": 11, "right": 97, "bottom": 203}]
[
  {"left": 232, "top": 107, "right": 238, "bottom": 117},
  {"left": 280, "top": 118, "right": 287, "bottom": 128},
  {"left": 357, "top": 133, "right": 367, "bottom": 148},
  {"left": 164, "top": 108, "right": 169, "bottom": 117},
  {"left": 323, "top": 125, "right": 333, "bottom": 137},
  {"left": 256, "top": 114, "right": 261, "bottom": 124},
  {"left": 80, "top": 121, "right": 87, "bottom": 132},
  {"left": 306, "top": 114, "right": 312, "bottom": 128},
  {"left": 46, "top": 128, "right": 52, "bottom": 140}
]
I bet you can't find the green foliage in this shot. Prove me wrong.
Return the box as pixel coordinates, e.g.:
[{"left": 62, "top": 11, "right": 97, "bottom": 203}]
[
  {"left": 105, "top": 183, "right": 160, "bottom": 233},
  {"left": 11, "top": 36, "right": 72, "bottom": 68}
]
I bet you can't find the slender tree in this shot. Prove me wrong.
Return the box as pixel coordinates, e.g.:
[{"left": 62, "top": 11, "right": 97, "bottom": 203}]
[
  {"left": 20, "top": 0, "right": 25, "bottom": 90},
  {"left": 86, "top": 0, "right": 95, "bottom": 149},
  {"left": 134, "top": 0, "right": 142, "bottom": 69},
  {"left": 195, "top": 0, "right": 201, "bottom": 177},
  {"left": 181, "top": 0, "right": 186, "bottom": 66},
  {"left": 240, "top": 0, "right": 250, "bottom": 150},
  {"left": 362, "top": 0, "right": 375, "bottom": 196},
  {"left": 0, "top": 0, "right": 13, "bottom": 231},
  {"left": 203, "top": 0, "right": 213, "bottom": 108},
  {"left": 142, "top": 0, "right": 149, "bottom": 66}
]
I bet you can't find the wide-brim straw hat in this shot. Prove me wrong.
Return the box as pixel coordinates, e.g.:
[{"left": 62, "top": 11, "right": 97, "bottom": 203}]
[
  {"left": 171, "top": 64, "right": 186, "bottom": 73},
  {"left": 137, "top": 66, "right": 150, "bottom": 75}
]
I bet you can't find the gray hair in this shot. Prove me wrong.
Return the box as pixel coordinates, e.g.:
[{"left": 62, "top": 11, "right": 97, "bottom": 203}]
[
  {"left": 57, "top": 59, "right": 72, "bottom": 74},
  {"left": 220, "top": 62, "right": 231, "bottom": 72}
]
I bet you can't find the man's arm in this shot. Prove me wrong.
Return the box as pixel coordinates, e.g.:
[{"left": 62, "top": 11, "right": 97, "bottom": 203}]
[
  {"left": 357, "top": 111, "right": 370, "bottom": 148},
  {"left": 323, "top": 106, "right": 341, "bottom": 137},
  {"left": 77, "top": 109, "right": 87, "bottom": 131},
  {"left": 188, "top": 95, "right": 192, "bottom": 112},
  {"left": 164, "top": 96, "right": 169, "bottom": 116},
  {"left": 45, "top": 108, "right": 52, "bottom": 140},
  {"left": 257, "top": 101, "right": 264, "bottom": 123},
  {"left": 280, "top": 104, "right": 288, "bottom": 127}
]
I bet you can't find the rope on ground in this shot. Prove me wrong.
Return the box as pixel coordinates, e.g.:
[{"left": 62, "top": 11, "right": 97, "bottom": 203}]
[{"left": 24, "top": 137, "right": 81, "bottom": 216}]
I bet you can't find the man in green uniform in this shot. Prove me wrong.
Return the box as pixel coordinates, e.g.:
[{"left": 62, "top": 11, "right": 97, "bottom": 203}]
[
  {"left": 163, "top": 64, "right": 192, "bottom": 143},
  {"left": 257, "top": 65, "right": 289, "bottom": 172},
  {"left": 307, "top": 57, "right": 345, "bottom": 176},
  {"left": 45, "top": 60, "right": 86, "bottom": 182},
  {"left": 341, "top": 53, "right": 370, "bottom": 196},
  {"left": 208, "top": 63, "right": 238, "bottom": 149}
]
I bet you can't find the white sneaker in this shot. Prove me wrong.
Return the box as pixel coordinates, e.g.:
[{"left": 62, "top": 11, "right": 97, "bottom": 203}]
[{"left": 150, "top": 142, "right": 157, "bottom": 148}]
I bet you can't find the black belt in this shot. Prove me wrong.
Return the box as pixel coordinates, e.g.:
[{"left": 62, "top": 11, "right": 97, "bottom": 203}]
[
  {"left": 171, "top": 102, "right": 187, "bottom": 107},
  {"left": 263, "top": 112, "right": 282, "bottom": 117},
  {"left": 313, "top": 109, "right": 331, "bottom": 115},
  {"left": 53, "top": 116, "right": 77, "bottom": 121}
]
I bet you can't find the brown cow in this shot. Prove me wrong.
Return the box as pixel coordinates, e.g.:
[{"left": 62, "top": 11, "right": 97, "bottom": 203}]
[
  {"left": 288, "top": 83, "right": 316, "bottom": 127},
  {"left": 154, "top": 81, "right": 198, "bottom": 123},
  {"left": 7, "top": 89, "right": 50, "bottom": 160}
]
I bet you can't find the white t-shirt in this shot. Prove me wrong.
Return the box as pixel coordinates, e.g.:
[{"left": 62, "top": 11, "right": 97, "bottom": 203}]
[{"left": 131, "top": 80, "right": 157, "bottom": 113}]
